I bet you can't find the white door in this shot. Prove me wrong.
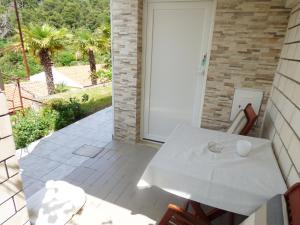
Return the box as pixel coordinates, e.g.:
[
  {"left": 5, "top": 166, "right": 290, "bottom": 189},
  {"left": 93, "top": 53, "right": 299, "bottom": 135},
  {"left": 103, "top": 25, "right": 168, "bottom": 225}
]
[{"left": 143, "top": 1, "right": 214, "bottom": 142}]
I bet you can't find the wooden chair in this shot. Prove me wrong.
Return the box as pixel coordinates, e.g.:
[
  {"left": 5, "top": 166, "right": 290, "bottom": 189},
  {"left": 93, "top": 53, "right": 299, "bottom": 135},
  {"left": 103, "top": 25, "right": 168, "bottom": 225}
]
[
  {"left": 227, "top": 103, "right": 258, "bottom": 136},
  {"left": 180, "top": 104, "right": 259, "bottom": 224},
  {"left": 284, "top": 183, "right": 300, "bottom": 225},
  {"left": 240, "top": 103, "right": 258, "bottom": 135},
  {"left": 159, "top": 183, "right": 300, "bottom": 225}
]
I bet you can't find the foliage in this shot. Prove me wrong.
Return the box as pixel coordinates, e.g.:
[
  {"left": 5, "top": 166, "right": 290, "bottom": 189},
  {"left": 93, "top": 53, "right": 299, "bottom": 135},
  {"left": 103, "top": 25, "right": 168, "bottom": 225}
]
[
  {"left": 48, "top": 85, "right": 112, "bottom": 116},
  {"left": 12, "top": 85, "right": 112, "bottom": 149},
  {"left": 81, "top": 93, "right": 89, "bottom": 102},
  {"left": 53, "top": 50, "right": 76, "bottom": 66},
  {"left": 0, "top": 39, "right": 8, "bottom": 48},
  {"left": 19, "top": 0, "right": 110, "bottom": 31},
  {"left": 12, "top": 109, "right": 53, "bottom": 149},
  {"left": 0, "top": 50, "right": 43, "bottom": 80},
  {"left": 97, "top": 66, "right": 112, "bottom": 83},
  {"left": 72, "top": 24, "right": 110, "bottom": 85},
  {"left": 1, "top": 0, "right": 110, "bottom": 35},
  {"left": 44, "top": 97, "right": 84, "bottom": 130},
  {"left": 73, "top": 24, "right": 110, "bottom": 60},
  {"left": 22, "top": 24, "right": 70, "bottom": 59},
  {"left": 17, "top": 24, "right": 71, "bottom": 94},
  {"left": 79, "top": 85, "right": 112, "bottom": 115},
  {"left": 54, "top": 83, "right": 69, "bottom": 94},
  {"left": 0, "top": 0, "right": 111, "bottom": 81}
]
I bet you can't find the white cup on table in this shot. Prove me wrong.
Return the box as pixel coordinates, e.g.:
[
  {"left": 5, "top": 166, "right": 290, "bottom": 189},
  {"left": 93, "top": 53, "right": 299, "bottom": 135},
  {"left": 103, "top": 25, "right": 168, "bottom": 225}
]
[{"left": 236, "top": 140, "right": 252, "bottom": 157}]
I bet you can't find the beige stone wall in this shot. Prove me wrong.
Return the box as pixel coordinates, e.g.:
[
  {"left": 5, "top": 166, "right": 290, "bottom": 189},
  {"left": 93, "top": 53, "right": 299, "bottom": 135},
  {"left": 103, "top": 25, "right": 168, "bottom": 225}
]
[
  {"left": 0, "top": 92, "right": 30, "bottom": 224},
  {"left": 111, "top": 0, "right": 143, "bottom": 142},
  {"left": 112, "top": 0, "right": 290, "bottom": 142},
  {"left": 262, "top": 5, "right": 300, "bottom": 187},
  {"left": 202, "top": 0, "right": 290, "bottom": 135}
]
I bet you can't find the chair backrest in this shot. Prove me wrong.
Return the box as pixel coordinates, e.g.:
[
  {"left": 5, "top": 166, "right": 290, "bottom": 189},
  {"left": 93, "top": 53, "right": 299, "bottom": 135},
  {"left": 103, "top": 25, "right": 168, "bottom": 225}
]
[
  {"left": 227, "top": 103, "right": 258, "bottom": 136},
  {"left": 239, "top": 103, "right": 258, "bottom": 135},
  {"left": 227, "top": 110, "right": 247, "bottom": 134},
  {"left": 285, "top": 183, "right": 300, "bottom": 225}
]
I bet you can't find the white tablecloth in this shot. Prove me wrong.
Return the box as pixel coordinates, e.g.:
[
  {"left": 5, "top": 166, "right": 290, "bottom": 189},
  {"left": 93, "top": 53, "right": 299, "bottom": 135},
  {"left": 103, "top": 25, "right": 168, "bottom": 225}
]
[{"left": 138, "top": 124, "right": 287, "bottom": 216}]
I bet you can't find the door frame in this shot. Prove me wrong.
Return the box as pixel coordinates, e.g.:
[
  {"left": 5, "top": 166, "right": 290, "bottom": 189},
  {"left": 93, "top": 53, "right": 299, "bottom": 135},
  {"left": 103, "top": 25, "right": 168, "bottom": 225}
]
[{"left": 140, "top": 0, "right": 217, "bottom": 142}]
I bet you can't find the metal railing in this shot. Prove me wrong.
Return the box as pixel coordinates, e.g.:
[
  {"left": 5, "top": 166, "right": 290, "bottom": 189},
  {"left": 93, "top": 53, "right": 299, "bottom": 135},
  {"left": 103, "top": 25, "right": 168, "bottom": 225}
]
[{"left": 0, "top": 72, "right": 44, "bottom": 114}]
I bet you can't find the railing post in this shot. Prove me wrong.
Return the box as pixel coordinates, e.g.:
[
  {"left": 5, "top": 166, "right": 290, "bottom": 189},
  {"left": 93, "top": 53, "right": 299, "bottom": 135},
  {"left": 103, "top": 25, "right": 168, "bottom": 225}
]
[
  {"left": 0, "top": 71, "right": 4, "bottom": 91},
  {"left": 16, "top": 78, "right": 24, "bottom": 110}
]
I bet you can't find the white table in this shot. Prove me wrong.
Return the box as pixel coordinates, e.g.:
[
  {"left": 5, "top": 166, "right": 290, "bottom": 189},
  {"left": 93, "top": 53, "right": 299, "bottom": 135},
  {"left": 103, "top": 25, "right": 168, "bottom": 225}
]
[{"left": 138, "top": 124, "right": 287, "bottom": 216}]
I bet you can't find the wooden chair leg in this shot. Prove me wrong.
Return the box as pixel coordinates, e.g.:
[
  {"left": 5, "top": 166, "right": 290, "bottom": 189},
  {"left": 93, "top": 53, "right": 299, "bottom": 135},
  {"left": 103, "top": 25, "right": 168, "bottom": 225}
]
[
  {"left": 184, "top": 200, "right": 191, "bottom": 211},
  {"left": 184, "top": 200, "right": 232, "bottom": 224},
  {"left": 206, "top": 208, "right": 227, "bottom": 221},
  {"left": 158, "top": 206, "right": 174, "bottom": 225},
  {"left": 229, "top": 212, "right": 234, "bottom": 225}
]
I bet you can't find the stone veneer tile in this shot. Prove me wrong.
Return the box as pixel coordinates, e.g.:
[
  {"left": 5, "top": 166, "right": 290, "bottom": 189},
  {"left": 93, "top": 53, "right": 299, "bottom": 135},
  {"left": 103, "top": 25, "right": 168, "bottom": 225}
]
[
  {"left": 112, "top": 0, "right": 143, "bottom": 142},
  {"left": 263, "top": 4, "right": 300, "bottom": 186},
  {"left": 13, "top": 191, "right": 26, "bottom": 211},
  {"left": 0, "top": 92, "right": 29, "bottom": 224},
  {"left": 280, "top": 121, "right": 293, "bottom": 148},
  {"left": 281, "top": 98, "right": 296, "bottom": 122},
  {"left": 0, "top": 161, "right": 8, "bottom": 183},
  {"left": 291, "top": 109, "right": 300, "bottom": 137},
  {"left": 274, "top": 111, "right": 284, "bottom": 131},
  {"left": 284, "top": 79, "right": 296, "bottom": 100},
  {"left": 112, "top": 0, "right": 289, "bottom": 142},
  {"left": 292, "top": 83, "right": 300, "bottom": 107},
  {"left": 272, "top": 133, "right": 283, "bottom": 157},
  {"left": 0, "top": 198, "right": 16, "bottom": 224},
  {"left": 0, "top": 136, "right": 16, "bottom": 161},
  {"left": 5, "top": 156, "right": 19, "bottom": 178},
  {"left": 0, "top": 93, "right": 8, "bottom": 116},
  {"left": 294, "top": 43, "right": 300, "bottom": 60},
  {"left": 287, "top": 166, "right": 300, "bottom": 187},
  {"left": 278, "top": 147, "right": 292, "bottom": 179},
  {"left": 288, "top": 134, "right": 300, "bottom": 172},
  {"left": 0, "top": 174, "right": 23, "bottom": 203},
  {"left": 0, "top": 115, "right": 13, "bottom": 138},
  {"left": 201, "top": 0, "right": 289, "bottom": 135},
  {"left": 2, "top": 207, "right": 29, "bottom": 225}
]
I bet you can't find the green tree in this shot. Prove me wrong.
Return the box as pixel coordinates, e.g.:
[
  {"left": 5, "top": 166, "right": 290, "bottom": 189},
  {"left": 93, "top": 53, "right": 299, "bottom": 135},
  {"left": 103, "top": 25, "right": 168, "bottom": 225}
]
[
  {"left": 22, "top": 24, "right": 70, "bottom": 94},
  {"left": 73, "top": 25, "right": 110, "bottom": 85}
]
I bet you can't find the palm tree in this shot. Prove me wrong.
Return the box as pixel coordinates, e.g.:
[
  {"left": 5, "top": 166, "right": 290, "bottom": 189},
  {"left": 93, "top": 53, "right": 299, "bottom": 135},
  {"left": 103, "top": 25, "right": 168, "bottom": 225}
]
[
  {"left": 74, "top": 25, "right": 110, "bottom": 86},
  {"left": 22, "top": 24, "right": 69, "bottom": 95}
]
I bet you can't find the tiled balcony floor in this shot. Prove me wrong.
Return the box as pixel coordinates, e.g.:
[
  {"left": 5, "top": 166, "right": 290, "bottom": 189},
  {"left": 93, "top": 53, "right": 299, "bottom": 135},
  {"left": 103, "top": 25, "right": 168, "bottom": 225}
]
[{"left": 17, "top": 107, "right": 186, "bottom": 224}]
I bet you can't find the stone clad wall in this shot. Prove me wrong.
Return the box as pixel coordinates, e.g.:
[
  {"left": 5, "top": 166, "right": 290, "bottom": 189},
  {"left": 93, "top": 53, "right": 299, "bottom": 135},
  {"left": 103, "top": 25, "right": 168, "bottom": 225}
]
[
  {"left": 111, "top": 0, "right": 143, "bottom": 142},
  {"left": 263, "top": 5, "right": 300, "bottom": 187},
  {"left": 112, "top": 0, "right": 290, "bottom": 143},
  {"left": 0, "top": 92, "right": 30, "bottom": 224},
  {"left": 201, "top": 0, "right": 290, "bottom": 135}
]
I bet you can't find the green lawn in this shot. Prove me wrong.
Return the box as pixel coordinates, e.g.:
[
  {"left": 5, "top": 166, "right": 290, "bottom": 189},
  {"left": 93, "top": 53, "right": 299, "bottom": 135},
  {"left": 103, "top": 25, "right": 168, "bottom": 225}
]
[
  {"left": 49, "top": 84, "right": 112, "bottom": 116},
  {"left": 12, "top": 85, "right": 112, "bottom": 149}
]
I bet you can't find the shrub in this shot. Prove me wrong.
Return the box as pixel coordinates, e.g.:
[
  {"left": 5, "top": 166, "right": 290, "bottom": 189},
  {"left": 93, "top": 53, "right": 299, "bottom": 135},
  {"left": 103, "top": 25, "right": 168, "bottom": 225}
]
[
  {"left": 12, "top": 110, "right": 53, "bottom": 149},
  {"left": 12, "top": 97, "right": 85, "bottom": 148},
  {"left": 11, "top": 86, "right": 111, "bottom": 149},
  {"left": 97, "top": 67, "right": 112, "bottom": 83},
  {"left": 44, "top": 97, "right": 84, "bottom": 130},
  {"left": 54, "top": 83, "right": 70, "bottom": 94},
  {"left": 81, "top": 93, "right": 89, "bottom": 102},
  {"left": 53, "top": 51, "right": 76, "bottom": 66}
]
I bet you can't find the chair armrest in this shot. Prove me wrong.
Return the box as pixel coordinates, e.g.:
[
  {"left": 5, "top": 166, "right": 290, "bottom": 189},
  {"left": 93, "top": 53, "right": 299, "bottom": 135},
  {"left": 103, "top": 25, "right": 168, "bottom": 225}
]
[{"left": 159, "top": 204, "right": 212, "bottom": 225}]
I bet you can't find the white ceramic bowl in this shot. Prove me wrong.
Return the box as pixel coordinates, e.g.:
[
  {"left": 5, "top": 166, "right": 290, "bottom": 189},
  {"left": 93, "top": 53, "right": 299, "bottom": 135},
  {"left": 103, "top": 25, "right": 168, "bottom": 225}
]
[{"left": 236, "top": 140, "right": 252, "bottom": 157}]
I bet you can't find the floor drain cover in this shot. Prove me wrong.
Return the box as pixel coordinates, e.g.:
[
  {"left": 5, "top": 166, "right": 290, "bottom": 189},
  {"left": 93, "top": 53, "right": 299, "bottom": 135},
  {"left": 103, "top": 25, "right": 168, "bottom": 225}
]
[{"left": 73, "top": 145, "right": 104, "bottom": 158}]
